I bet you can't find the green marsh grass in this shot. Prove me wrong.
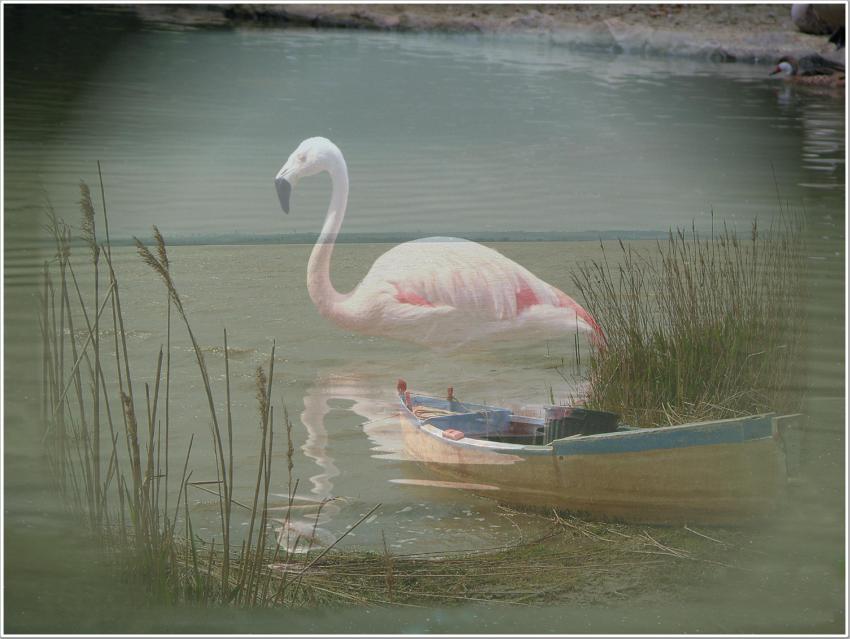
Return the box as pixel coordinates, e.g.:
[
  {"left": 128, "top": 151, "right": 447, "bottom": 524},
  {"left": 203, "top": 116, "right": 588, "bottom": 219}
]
[{"left": 571, "top": 216, "right": 805, "bottom": 427}]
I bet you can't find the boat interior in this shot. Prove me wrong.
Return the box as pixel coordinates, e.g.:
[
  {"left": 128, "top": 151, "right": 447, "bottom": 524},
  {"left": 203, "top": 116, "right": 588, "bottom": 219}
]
[
  {"left": 410, "top": 401, "right": 548, "bottom": 444},
  {"left": 406, "top": 392, "right": 620, "bottom": 445}
]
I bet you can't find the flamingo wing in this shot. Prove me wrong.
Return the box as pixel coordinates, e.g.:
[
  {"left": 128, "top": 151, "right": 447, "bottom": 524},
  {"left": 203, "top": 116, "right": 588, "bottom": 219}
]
[{"left": 367, "top": 238, "right": 573, "bottom": 320}]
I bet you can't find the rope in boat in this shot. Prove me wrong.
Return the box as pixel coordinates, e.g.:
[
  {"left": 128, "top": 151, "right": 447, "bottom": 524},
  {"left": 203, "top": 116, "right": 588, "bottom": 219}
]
[{"left": 411, "top": 405, "right": 455, "bottom": 420}]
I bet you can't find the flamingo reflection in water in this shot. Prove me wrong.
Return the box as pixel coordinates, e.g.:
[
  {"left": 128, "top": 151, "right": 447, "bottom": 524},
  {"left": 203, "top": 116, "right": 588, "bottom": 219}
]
[
  {"left": 271, "top": 371, "right": 402, "bottom": 554},
  {"left": 267, "top": 494, "right": 341, "bottom": 555}
]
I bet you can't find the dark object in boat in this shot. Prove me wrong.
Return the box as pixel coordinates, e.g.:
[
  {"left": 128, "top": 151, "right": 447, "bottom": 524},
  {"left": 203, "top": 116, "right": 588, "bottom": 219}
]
[{"left": 543, "top": 405, "right": 619, "bottom": 441}]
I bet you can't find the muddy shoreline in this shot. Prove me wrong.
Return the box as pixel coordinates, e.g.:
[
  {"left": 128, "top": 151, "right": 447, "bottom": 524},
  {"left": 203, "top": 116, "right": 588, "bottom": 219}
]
[{"left": 134, "top": 4, "right": 845, "bottom": 64}]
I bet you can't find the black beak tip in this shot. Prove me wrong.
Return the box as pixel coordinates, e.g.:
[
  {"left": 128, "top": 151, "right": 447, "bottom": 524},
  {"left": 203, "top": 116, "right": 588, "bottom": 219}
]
[{"left": 275, "top": 177, "right": 291, "bottom": 214}]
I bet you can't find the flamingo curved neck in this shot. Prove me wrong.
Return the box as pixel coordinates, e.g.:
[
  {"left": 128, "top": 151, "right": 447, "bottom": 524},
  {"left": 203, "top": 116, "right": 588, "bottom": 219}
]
[{"left": 307, "top": 154, "right": 351, "bottom": 319}]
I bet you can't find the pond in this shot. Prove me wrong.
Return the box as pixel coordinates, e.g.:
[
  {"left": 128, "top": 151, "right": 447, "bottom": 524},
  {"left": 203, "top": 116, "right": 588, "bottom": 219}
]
[{"left": 4, "top": 7, "right": 844, "bottom": 633}]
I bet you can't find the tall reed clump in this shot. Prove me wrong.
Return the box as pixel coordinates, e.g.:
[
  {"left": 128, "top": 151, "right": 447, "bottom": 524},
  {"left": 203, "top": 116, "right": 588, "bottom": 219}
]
[
  {"left": 571, "top": 216, "right": 805, "bottom": 427},
  {"left": 39, "top": 169, "right": 378, "bottom": 608}
]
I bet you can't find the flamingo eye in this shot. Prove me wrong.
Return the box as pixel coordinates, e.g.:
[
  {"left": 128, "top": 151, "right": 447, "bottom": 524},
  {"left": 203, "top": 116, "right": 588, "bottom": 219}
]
[{"left": 297, "top": 153, "right": 308, "bottom": 163}]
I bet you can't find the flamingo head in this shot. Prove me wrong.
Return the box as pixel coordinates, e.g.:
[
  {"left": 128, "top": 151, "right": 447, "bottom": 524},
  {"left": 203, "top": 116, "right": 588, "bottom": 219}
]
[
  {"left": 274, "top": 137, "right": 340, "bottom": 214},
  {"left": 770, "top": 57, "right": 796, "bottom": 76}
]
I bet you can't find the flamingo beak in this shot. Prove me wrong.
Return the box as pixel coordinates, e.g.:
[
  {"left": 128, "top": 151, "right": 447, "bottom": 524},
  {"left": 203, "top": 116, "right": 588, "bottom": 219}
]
[
  {"left": 275, "top": 176, "right": 292, "bottom": 214},
  {"left": 769, "top": 65, "right": 781, "bottom": 76}
]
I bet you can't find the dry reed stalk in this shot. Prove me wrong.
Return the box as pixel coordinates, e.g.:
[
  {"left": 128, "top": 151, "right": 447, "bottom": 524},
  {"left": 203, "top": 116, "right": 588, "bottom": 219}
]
[
  {"left": 252, "top": 403, "right": 275, "bottom": 605},
  {"left": 98, "top": 175, "right": 138, "bottom": 514},
  {"left": 143, "top": 347, "right": 163, "bottom": 540},
  {"left": 64, "top": 255, "right": 124, "bottom": 525},
  {"left": 284, "top": 406, "right": 294, "bottom": 495},
  {"left": 188, "top": 482, "right": 251, "bottom": 512},
  {"left": 163, "top": 263, "right": 172, "bottom": 521},
  {"left": 238, "top": 350, "right": 275, "bottom": 605},
  {"left": 121, "top": 391, "right": 145, "bottom": 542},
  {"left": 173, "top": 434, "right": 195, "bottom": 539},
  {"left": 184, "top": 476, "right": 201, "bottom": 595},
  {"left": 96, "top": 162, "right": 112, "bottom": 258},
  {"left": 134, "top": 233, "right": 231, "bottom": 557},
  {"left": 98, "top": 251, "right": 136, "bottom": 517},
  {"left": 80, "top": 181, "right": 104, "bottom": 525},
  {"left": 150, "top": 224, "right": 172, "bottom": 521},
  {"left": 39, "top": 263, "right": 58, "bottom": 462},
  {"left": 53, "top": 219, "right": 70, "bottom": 486},
  {"left": 100, "top": 429, "right": 122, "bottom": 525},
  {"left": 222, "top": 328, "right": 233, "bottom": 591}
]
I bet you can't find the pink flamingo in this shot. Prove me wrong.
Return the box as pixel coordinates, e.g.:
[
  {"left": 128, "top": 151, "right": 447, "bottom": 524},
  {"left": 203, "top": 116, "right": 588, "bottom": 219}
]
[{"left": 274, "top": 137, "right": 603, "bottom": 350}]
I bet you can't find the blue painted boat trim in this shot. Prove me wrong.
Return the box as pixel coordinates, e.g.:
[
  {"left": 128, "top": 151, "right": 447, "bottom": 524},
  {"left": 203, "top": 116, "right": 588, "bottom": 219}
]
[{"left": 552, "top": 415, "right": 774, "bottom": 456}]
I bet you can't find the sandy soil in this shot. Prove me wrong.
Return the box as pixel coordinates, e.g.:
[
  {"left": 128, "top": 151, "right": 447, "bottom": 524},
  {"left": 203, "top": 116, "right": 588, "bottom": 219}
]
[{"left": 135, "top": 4, "right": 846, "bottom": 64}]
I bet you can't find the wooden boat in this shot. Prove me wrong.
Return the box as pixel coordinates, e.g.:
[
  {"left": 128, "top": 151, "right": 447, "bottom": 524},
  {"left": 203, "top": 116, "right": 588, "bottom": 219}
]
[{"left": 396, "top": 380, "right": 804, "bottom": 525}]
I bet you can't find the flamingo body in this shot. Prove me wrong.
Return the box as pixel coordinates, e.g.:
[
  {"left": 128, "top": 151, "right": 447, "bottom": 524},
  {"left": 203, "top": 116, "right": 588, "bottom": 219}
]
[
  {"left": 333, "top": 237, "right": 599, "bottom": 348},
  {"left": 275, "top": 138, "right": 602, "bottom": 350}
]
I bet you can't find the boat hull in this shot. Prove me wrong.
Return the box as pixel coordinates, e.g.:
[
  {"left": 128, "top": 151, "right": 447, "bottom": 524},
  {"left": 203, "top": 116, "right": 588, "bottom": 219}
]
[{"left": 399, "top": 403, "right": 794, "bottom": 525}]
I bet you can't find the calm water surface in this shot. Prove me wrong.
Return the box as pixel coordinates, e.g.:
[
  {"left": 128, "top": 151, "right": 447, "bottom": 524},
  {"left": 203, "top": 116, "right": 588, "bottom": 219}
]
[{"left": 4, "top": 8, "right": 845, "bottom": 633}]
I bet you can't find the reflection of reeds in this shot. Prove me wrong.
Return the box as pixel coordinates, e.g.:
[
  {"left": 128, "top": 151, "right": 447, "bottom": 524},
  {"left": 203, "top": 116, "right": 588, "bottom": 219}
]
[
  {"left": 571, "top": 216, "right": 805, "bottom": 427},
  {"left": 40, "top": 174, "right": 379, "bottom": 607}
]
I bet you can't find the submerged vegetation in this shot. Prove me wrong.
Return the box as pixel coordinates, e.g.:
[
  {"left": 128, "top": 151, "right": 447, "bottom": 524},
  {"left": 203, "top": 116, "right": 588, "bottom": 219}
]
[{"left": 572, "top": 215, "right": 805, "bottom": 427}]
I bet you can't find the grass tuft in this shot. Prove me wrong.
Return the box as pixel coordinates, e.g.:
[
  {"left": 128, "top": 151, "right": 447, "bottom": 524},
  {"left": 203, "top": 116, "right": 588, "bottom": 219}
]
[{"left": 571, "top": 216, "right": 805, "bottom": 427}]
